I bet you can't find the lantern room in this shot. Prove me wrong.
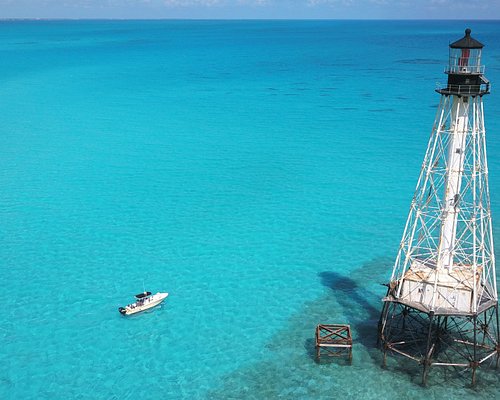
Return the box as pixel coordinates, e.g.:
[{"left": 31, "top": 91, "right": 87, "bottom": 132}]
[
  {"left": 447, "top": 28, "right": 484, "bottom": 74},
  {"left": 438, "top": 28, "right": 489, "bottom": 96}
]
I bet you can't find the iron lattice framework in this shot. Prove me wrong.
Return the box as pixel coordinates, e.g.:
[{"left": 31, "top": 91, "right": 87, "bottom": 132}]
[{"left": 378, "top": 29, "right": 499, "bottom": 386}]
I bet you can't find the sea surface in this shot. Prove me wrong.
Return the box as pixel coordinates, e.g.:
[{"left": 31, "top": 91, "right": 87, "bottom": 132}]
[{"left": 1, "top": 20, "right": 500, "bottom": 399}]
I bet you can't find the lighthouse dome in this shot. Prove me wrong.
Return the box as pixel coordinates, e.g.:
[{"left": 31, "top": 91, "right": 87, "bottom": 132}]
[{"left": 450, "top": 28, "right": 484, "bottom": 49}]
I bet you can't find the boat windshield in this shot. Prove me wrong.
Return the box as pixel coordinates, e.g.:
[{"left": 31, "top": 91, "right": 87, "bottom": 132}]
[{"left": 135, "top": 291, "right": 152, "bottom": 299}]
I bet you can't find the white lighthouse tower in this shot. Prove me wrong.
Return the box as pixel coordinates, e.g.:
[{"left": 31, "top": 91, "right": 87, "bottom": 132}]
[{"left": 378, "top": 29, "right": 499, "bottom": 385}]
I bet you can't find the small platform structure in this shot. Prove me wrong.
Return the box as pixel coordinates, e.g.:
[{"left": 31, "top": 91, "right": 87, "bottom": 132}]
[{"left": 315, "top": 324, "right": 352, "bottom": 361}]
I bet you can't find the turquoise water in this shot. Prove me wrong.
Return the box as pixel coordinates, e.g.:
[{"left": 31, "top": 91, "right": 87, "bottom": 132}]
[{"left": 1, "top": 20, "right": 500, "bottom": 399}]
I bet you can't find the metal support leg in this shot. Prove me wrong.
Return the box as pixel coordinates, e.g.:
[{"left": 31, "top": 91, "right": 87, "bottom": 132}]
[
  {"left": 377, "top": 292, "right": 390, "bottom": 348},
  {"left": 495, "top": 305, "right": 500, "bottom": 369},
  {"left": 471, "top": 316, "right": 478, "bottom": 386},
  {"left": 422, "top": 311, "right": 435, "bottom": 386},
  {"left": 402, "top": 306, "right": 408, "bottom": 331}
]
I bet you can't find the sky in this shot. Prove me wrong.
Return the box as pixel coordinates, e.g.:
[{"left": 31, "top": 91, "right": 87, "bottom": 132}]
[{"left": 0, "top": 0, "right": 499, "bottom": 20}]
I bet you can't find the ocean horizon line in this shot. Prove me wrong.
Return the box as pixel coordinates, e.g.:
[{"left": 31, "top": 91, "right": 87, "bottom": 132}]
[{"left": 1, "top": 17, "right": 499, "bottom": 22}]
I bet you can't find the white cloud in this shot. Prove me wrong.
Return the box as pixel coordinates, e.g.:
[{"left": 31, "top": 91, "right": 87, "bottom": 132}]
[
  {"left": 163, "top": 0, "right": 221, "bottom": 6},
  {"left": 305, "top": 0, "right": 491, "bottom": 6},
  {"left": 305, "top": 0, "right": 396, "bottom": 7},
  {"left": 307, "top": 0, "right": 354, "bottom": 5},
  {"left": 161, "top": 0, "right": 268, "bottom": 6},
  {"left": 0, "top": 0, "right": 270, "bottom": 8}
]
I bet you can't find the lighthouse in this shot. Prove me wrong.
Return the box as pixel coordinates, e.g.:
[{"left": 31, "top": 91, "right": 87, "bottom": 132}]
[{"left": 378, "top": 29, "right": 499, "bottom": 385}]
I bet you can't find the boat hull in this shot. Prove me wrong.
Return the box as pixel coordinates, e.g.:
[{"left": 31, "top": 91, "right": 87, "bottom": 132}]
[{"left": 119, "top": 292, "right": 168, "bottom": 316}]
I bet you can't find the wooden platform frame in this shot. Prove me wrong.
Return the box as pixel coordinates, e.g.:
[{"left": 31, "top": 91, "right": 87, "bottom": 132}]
[{"left": 315, "top": 324, "right": 352, "bottom": 362}]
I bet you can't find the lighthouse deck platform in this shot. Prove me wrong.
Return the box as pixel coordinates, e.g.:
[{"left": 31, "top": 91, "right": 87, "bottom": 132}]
[{"left": 382, "top": 294, "right": 497, "bottom": 317}]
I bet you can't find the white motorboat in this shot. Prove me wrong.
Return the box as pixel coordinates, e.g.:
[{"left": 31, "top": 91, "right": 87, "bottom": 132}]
[{"left": 119, "top": 291, "right": 168, "bottom": 316}]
